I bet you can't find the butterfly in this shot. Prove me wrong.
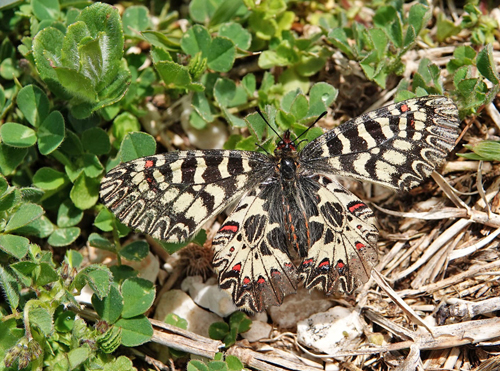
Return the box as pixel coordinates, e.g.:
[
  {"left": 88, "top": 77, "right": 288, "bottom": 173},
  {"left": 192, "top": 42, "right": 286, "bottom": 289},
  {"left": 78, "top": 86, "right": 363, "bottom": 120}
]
[{"left": 100, "top": 95, "right": 460, "bottom": 312}]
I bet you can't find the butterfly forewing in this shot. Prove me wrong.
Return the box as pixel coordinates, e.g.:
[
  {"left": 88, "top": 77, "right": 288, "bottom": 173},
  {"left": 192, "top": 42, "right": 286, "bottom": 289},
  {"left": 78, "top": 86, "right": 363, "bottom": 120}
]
[
  {"left": 300, "top": 96, "right": 460, "bottom": 191},
  {"left": 100, "top": 150, "right": 274, "bottom": 242}
]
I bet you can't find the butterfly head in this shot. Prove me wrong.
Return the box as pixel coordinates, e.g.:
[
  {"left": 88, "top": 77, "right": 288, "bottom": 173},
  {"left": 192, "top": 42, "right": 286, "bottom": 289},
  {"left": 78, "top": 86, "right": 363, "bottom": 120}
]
[{"left": 275, "top": 130, "right": 297, "bottom": 156}]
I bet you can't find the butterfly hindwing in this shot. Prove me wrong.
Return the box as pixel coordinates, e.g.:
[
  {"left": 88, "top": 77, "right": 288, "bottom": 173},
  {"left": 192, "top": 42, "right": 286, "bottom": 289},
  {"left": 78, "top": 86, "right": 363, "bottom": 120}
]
[
  {"left": 212, "top": 183, "right": 298, "bottom": 313},
  {"left": 100, "top": 150, "right": 273, "bottom": 242},
  {"left": 300, "top": 96, "right": 460, "bottom": 191},
  {"left": 298, "top": 175, "right": 378, "bottom": 293}
]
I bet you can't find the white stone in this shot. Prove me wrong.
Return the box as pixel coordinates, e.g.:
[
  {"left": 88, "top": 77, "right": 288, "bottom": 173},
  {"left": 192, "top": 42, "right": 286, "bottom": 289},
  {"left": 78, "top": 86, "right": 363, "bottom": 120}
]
[
  {"left": 297, "top": 306, "right": 363, "bottom": 355},
  {"left": 268, "top": 288, "right": 332, "bottom": 329},
  {"left": 240, "top": 320, "right": 273, "bottom": 342},
  {"left": 181, "top": 276, "right": 238, "bottom": 317},
  {"left": 154, "top": 289, "right": 222, "bottom": 338}
]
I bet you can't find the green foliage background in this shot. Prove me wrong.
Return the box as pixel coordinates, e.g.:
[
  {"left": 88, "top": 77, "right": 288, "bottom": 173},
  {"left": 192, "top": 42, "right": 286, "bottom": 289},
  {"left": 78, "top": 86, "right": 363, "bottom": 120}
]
[{"left": 0, "top": 0, "right": 498, "bottom": 370}]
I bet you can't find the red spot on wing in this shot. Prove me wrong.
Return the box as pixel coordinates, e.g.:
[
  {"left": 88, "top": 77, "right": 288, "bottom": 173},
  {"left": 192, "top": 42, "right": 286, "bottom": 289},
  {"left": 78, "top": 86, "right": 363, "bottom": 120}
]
[
  {"left": 302, "top": 258, "right": 313, "bottom": 266},
  {"left": 257, "top": 277, "right": 265, "bottom": 284},
  {"left": 272, "top": 270, "right": 281, "bottom": 276},
  {"left": 232, "top": 263, "right": 241, "bottom": 272},
  {"left": 356, "top": 242, "right": 365, "bottom": 251},
  {"left": 349, "top": 203, "right": 365, "bottom": 213},
  {"left": 229, "top": 247, "right": 235, "bottom": 252},
  {"left": 220, "top": 224, "right": 238, "bottom": 233},
  {"left": 336, "top": 261, "right": 345, "bottom": 269},
  {"left": 145, "top": 160, "right": 154, "bottom": 168},
  {"left": 410, "top": 119, "right": 415, "bottom": 127},
  {"left": 318, "top": 260, "right": 330, "bottom": 268},
  {"left": 146, "top": 177, "right": 153, "bottom": 183},
  {"left": 400, "top": 104, "right": 409, "bottom": 112},
  {"left": 243, "top": 277, "right": 251, "bottom": 285}
]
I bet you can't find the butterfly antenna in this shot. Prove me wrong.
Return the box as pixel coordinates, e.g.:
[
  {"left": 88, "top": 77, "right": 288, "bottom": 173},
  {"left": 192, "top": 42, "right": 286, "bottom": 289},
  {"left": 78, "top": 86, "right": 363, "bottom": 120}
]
[
  {"left": 255, "top": 142, "right": 271, "bottom": 155},
  {"left": 292, "top": 111, "right": 328, "bottom": 144},
  {"left": 256, "top": 108, "right": 284, "bottom": 142}
]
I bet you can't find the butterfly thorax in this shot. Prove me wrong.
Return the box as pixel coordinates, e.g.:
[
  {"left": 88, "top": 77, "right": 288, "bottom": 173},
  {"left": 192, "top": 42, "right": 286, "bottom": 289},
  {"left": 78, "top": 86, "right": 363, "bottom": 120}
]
[{"left": 274, "top": 130, "right": 300, "bottom": 182}]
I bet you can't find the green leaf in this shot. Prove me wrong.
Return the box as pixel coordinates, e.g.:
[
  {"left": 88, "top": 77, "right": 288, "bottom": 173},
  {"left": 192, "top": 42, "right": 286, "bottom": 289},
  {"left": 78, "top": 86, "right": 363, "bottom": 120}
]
[
  {"left": 5, "top": 203, "right": 44, "bottom": 233},
  {"left": 0, "top": 266, "right": 21, "bottom": 309},
  {"left": 94, "top": 208, "right": 117, "bottom": 232},
  {"left": 258, "top": 50, "right": 289, "bottom": 69},
  {"left": 57, "top": 200, "right": 83, "bottom": 227},
  {"left": 32, "top": 0, "right": 60, "bottom": 20},
  {"left": 92, "top": 284, "right": 123, "bottom": 324},
  {"left": 37, "top": 110, "right": 65, "bottom": 155},
  {"left": 29, "top": 304, "right": 53, "bottom": 336},
  {"left": 164, "top": 313, "right": 188, "bottom": 330},
  {"left": 214, "top": 78, "right": 236, "bottom": 107},
  {"left": 33, "top": 167, "right": 68, "bottom": 191},
  {"left": 120, "top": 240, "right": 149, "bottom": 262},
  {"left": 122, "top": 6, "right": 150, "bottom": 36},
  {"left": 464, "top": 141, "right": 500, "bottom": 161},
  {"left": 189, "top": 0, "right": 223, "bottom": 23},
  {"left": 327, "top": 28, "right": 354, "bottom": 59},
  {"left": 112, "top": 112, "right": 141, "bottom": 148},
  {"left": 142, "top": 32, "right": 181, "bottom": 52},
  {"left": 249, "top": 10, "right": 277, "bottom": 40},
  {"left": 477, "top": 44, "right": 499, "bottom": 84},
  {"left": 88, "top": 232, "right": 115, "bottom": 251},
  {"left": 189, "top": 111, "right": 207, "bottom": 130},
  {"left": 82, "top": 153, "right": 104, "bottom": 178},
  {"left": 36, "top": 262, "right": 59, "bottom": 286},
  {"left": 0, "top": 122, "right": 37, "bottom": 147},
  {"left": 14, "top": 216, "right": 55, "bottom": 239},
  {"left": 116, "top": 315, "right": 153, "bottom": 346},
  {"left": 188, "top": 360, "right": 209, "bottom": 371},
  {"left": 245, "top": 112, "right": 267, "bottom": 142},
  {"left": 54, "top": 307, "right": 76, "bottom": 333},
  {"left": 192, "top": 92, "right": 214, "bottom": 123},
  {"left": 209, "top": 322, "right": 230, "bottom": 341},
  {"left": 226, "top": 355, "right": 244, "bottom": 371},
  {"left": 120, "top": 132, "right": 156, "bottom": 162},
  {"left": 219, "top": 22, "right": 251, "bottom": 50},
  {"left": 155, "top": 60, "right": 204, "bottom": 91},
  {"left": 68, "top": 346, "right": 91, "bottom": 370},
  {"left": 279, "top": 68, "right": 310, "bottom": 95},
  {"left": 121, "top": 277, "right": 155, "bottom": 318},
  {"left": 308, "top": 82, "right": 338, "bottom": 117},
  {"left": 290, "top": 94, "right": 308, "bottom": 120},
  {"left": 0, "top": 188, "right": 19, "bottom": 212},
  {"left": 48, "top": 227, "right": 80, "bottom": 247},
  {"left": 407, "top": 3, "right": 430, "bottom": 37},
  {"left": 181, "top": 25, "right": 211, "bottom": 57},
  {"left": 0, "top": 143, "right": 27, "bottom": 175},
  {"left": 436, "top": 13, "right": 461, "bottom": 42},
  {"left": 241, "top": 73, "right": 256, "bottom": 97},
  {"left": 207, "top": 37, "right": 236, "bottom": 73},
  {"left": 207, "top": 361, "right": 229, "bottom": 371},
  {"left": 209, "top": 0, "right": 245, "bottom": 27},
  {"left": 0, "top": 234, "right": 30, "bottom": 259},
  {"left": 74, "top": 265, "right": 112, "bottom": 299},
  {"left": 70, "top": 174, "right": 100, "bottom": 210},
  {"left": 229, "top": 311, "right": 251, "bottom": 333},
  {"left": 17, "top": 85, "right": 50, "bottom": 127}
]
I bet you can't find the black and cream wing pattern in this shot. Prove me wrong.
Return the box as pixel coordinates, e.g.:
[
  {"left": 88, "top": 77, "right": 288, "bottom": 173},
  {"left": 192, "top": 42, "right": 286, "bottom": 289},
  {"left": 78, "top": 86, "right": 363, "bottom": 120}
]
[{"left": 100, "top": 95, "right": 460, "bottom": 312}]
